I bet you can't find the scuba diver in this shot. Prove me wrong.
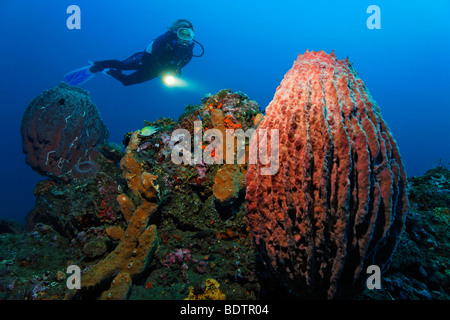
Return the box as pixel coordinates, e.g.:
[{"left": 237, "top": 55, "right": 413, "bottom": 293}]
[{"left": 64, "top": 19, "right": 204, "bottom": 87}]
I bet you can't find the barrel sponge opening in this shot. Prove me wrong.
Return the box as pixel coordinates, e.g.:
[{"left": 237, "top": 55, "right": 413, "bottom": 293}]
[{"left": 73, "top": 161, "right": 100, "bottom": 179}]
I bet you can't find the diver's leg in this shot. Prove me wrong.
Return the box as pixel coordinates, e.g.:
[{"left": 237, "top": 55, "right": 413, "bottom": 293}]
[
  {"left": 107, "top": 69, "right": 157, "bottom": 86},
  {"left": 90, "top": 60, "right": 124, "bottom": 73},
  {"left": 90, "top": 52, "right": 144, "bottom": 73},
  {"left": 119, "top": 52, "right": 144, "bottom": 70}
]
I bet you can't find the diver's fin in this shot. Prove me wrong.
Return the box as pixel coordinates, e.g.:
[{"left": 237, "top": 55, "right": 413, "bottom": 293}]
[
  {"left": 64, "top": 62, "right": 95, "bottom": 86},
  {"left": 101, "top": 68, "right": 112, "bottom": 78}
]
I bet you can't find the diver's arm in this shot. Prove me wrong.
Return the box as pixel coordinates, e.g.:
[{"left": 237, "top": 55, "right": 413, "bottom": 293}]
[
  {"left": 167, "top": 53, "right": 192, "bottom": 77},
  {"left": 174, "top": 42, "right": 194, "bottom": 74},
  {"left": 175, "top": 49, "right": 194, "bottom": 76},
  {"left": 178, "top": 54, "right": 193, "bottom": 70},
  {"left": 149, "top": 31, "right": 174, "bottom": 56}
]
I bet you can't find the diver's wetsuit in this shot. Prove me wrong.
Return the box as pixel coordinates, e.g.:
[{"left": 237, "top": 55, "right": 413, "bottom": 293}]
[{"left": 90, "top": 31, "right": 194, "bottom": 86}]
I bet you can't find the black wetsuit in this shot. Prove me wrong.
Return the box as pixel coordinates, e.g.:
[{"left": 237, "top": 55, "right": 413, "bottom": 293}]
[{"left": 91, "top": 31, "right": 195, "bottom": 86}]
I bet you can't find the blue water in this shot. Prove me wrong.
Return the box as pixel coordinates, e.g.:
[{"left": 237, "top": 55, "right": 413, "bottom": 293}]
[{"left": 0, "top": 0, "right": 449, "bottom": 222}]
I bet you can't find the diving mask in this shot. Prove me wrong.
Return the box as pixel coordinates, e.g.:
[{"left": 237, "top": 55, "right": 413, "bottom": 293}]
[{"left": 177, "top": 27, "right": 195, "bottom": 43}]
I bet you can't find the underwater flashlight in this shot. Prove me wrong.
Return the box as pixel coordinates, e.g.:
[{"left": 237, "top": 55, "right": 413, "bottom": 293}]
[
  {"left": 162, "top": 74, "right": 175, "bottom": 86},
  {"left": 161, "top": 71, "right": 188, "bottom": 87}
]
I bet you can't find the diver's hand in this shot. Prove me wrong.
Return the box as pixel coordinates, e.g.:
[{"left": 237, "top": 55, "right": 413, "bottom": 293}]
[{"left": 165, "top": 64, "right": 180, "bottom": 77}]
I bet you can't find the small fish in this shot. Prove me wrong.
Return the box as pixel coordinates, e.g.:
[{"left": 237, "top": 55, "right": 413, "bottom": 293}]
[
  {"left": 198, "top": 115, "right": 203, "bottom": 121},
  {"left": 139, "top": 126, "right": 159, "bottom": 137}
]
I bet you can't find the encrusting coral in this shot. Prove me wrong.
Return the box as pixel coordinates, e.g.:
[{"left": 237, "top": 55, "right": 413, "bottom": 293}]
[
  {"left": 213, "top": 165, "right": 245, "bottom": 205},
  {"left": 184, "top": 278, "right": 226, "bottom": 300},
  {"left": 246, "top": 50, "right": 409, "bottom": 299},
  {"left": 209, "top": 104, "right": 249, "bottom": 205},
  {"left": 75, "top": 131, "right": 159, "bottom": 299}
]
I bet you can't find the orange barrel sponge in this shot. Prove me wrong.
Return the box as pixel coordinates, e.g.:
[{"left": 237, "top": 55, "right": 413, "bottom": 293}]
[{"left": 245, "top": 50, "right": 409, "bottom": 299}]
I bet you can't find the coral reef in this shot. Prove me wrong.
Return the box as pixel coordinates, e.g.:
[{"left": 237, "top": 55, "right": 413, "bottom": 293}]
[
  {"left": 213, "top": 165, "right": 245, "bottom": 205},
  {"left": 21, "top": 82, "right": 109, "bottom": 179},
  {"left": 9, "top": 84, "right": 448, "bottom": 302},
  {"left": 100, "top": 272, "right": 132, "bottom": 300},
  {"left": 18, "top": 89, "right": 261, "bottom": 301},
  {"left": 0, "top": 223, "right": 73, "bottom": 300},
  {"left": 128, "top": 89, "right": 260, "bottom": 300},
  {"left": 408, "top": 165, "right": 450, "bottom": 211},
  {"left": 25, "top": 147, "right": 125, "bottom": 237},
  {"left": 75, "top": 131, "right": 159, "bottom": 299},
  {"left": 245, "top": 50, "right": 409, "bottom": 298},
  {"left": 357, "top": 166, "right": 449, "bottom": 300},
  {"left": 184, "top": 278, "right": 226, "bottom": 300}
]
